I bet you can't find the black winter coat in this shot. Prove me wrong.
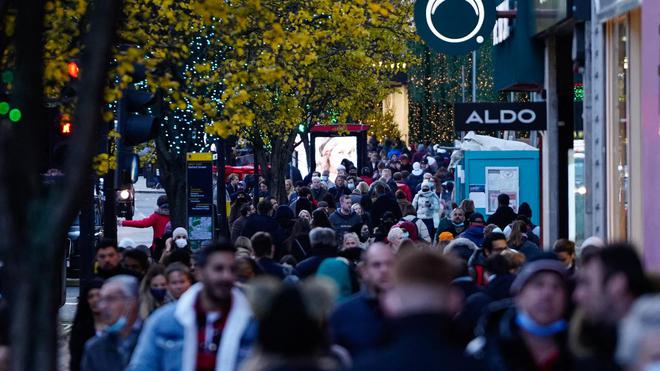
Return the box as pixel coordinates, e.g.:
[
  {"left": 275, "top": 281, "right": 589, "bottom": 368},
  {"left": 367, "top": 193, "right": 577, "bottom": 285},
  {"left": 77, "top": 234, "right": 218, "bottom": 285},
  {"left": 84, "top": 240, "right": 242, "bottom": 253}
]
[
  {"left": 486, "top": 206, "right": 518, "bottom": 230},
  {"left": 469, "top": 304, "right": 573, "bottom": 371},
  {"left": 371, "top": 194, "right": 402, "bottom": 226},
  {"left": 352, "top": 313, "right": 484, "bottom": 371}
]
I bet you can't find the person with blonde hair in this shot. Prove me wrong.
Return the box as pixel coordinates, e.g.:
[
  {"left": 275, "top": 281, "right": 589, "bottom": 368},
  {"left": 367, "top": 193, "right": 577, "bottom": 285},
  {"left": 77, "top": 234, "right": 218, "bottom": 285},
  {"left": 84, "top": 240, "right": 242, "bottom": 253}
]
[
  {"left": 356, "top": 181, "right": 370, "bottom": 195},
  {"left": 387, "top": 227, "right": 406, "bottom": 252},
  {"left": 459, "top": 199, "right": 475, "bottom": 220},
  {"left": 235, "top": 236, "right": 254, "bottom": 258},
  {"left": 341, "top": 232, "right": 361, "bottom": 251}
]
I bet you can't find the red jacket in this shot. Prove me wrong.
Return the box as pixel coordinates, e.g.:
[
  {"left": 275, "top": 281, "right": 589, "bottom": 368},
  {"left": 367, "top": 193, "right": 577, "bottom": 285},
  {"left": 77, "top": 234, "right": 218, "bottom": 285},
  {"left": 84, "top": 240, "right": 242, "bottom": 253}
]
[
  {"left": 360, "top": 176, "right": 373, "bottom": 185},
  {"left": 121, "top": 211, "right": 170, "bottom": 240},
  {"left": 396, "top": 182, "right": 413, "bottom": 201}
]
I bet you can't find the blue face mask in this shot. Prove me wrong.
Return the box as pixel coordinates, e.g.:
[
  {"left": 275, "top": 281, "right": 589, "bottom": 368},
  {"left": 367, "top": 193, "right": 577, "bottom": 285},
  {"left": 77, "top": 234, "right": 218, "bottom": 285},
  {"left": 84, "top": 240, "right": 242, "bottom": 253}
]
[
  {"left": 150, "top": 288, "right": 167, "bottom": 301},
  {"left": 105, "top": 316, "right": 127, "bottom": 334},
  {"left": 452, "top": 222, "right": 464, "bottom": 228},
  {"left": 515, "top": 312, "right": 567, "bottom": 337}
]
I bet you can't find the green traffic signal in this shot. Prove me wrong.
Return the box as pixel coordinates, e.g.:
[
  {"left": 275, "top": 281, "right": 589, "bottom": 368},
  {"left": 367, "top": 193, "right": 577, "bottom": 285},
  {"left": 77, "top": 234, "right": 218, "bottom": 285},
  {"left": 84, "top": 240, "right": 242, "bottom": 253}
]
[
  {"left": 298, "top": 123, "right": 305, "bottom": 133},
  {"left": 0, "top": 102, "right": 9, "bottom": 115},
  {"left": 1, "top": 71, "right": 12, "bottom": 84},
  {"left": 9, "top": 108, "right": 21, "bottom": 122}
]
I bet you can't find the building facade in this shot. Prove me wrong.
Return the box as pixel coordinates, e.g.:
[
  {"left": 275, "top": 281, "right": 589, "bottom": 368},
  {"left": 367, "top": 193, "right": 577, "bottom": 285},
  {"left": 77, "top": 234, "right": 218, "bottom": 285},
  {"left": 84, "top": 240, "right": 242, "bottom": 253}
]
[
  {"left": 491, "top": 0, "right": 660, "bottom": 269},
  {"left": 585, "top": 0, "right": 660, "bottom": 268}
]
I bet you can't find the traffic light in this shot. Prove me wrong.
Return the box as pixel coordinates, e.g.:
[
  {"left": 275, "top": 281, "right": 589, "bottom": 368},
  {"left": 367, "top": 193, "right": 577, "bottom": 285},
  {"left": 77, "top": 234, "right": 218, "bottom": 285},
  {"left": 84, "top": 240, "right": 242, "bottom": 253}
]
[
  {"left": 61, "top": 60, "right": 79, "bottom": 104},
  {"left": 119, "top": 89, "right": 159, "bottom": 145},
  {"left": 67, "top": 62, "right": 79, "bottom": 79},
  {"left": 60, "top": 114, "right": 72, "bottom": 136},
  {"left": 115, "top": 87, "right": 159, "bottom": 187}
]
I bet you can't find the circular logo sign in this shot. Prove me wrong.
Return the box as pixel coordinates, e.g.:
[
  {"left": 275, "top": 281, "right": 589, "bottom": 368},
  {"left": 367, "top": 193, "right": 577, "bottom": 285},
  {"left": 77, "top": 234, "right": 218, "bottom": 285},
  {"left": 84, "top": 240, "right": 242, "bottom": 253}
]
[{"left": 414, "top": 0, "right": 496, "bottom": 55}]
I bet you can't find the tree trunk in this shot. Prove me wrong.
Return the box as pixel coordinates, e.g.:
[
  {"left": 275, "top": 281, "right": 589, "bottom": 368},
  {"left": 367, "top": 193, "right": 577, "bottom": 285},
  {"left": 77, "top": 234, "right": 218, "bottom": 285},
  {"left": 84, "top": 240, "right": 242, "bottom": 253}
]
[
  {"left": 301, "top": 131, "right": 313, "bottom": 174},
  {"left": 0, "top": 0, "right": 122, "bottom": 369},
  {"left": 156, "top": 130, "right": 187, "bottom": 229},
  {"left": 252, "top": 130, "right": 298, "bottom": 205}
]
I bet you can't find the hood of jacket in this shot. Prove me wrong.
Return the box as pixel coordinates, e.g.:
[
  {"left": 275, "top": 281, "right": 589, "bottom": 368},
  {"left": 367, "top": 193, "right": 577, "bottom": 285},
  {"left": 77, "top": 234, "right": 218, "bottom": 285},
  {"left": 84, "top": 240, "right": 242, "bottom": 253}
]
[
  {"left": 417, "top": 188, "right": 436, "bottom": 196},
  {"left": 156, "top": 206, "right": 170, "bottom": 216}
]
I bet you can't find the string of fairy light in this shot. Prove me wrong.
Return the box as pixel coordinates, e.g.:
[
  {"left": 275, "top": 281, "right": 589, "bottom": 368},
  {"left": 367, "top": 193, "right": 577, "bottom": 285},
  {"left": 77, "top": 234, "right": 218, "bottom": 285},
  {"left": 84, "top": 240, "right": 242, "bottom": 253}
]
[
  {"left": 408, "top": 41, "right": 497, "bottom": 145},
  {"left": 164, "top": 27, "right": 224, "bottom": 155}
]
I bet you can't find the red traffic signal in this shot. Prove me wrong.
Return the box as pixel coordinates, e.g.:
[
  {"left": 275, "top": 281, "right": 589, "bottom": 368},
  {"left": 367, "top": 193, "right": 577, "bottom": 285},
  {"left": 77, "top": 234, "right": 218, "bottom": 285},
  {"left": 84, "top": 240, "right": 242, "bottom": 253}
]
[
  {"left": 67, "top": 62, "right": 79, "bottom": 79},
  {"left": 60, "top": 114, "right": 72, "bottom": 136}
]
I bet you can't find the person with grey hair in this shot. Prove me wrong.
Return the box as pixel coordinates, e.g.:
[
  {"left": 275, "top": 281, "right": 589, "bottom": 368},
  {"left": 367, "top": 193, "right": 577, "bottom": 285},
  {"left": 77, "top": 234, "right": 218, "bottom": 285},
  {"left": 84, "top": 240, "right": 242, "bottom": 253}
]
[
  {"left": 81, "top": 275, "right": 141, "bottom": 371},
  {"left": 616, "top": 295, "right": 660, "bottom": 371},
  {"left": 443, "top": 237, "right": 477, "bottom": 262},
  {"left": 295, "top": 228, "right": 337, "bottom": 279}
]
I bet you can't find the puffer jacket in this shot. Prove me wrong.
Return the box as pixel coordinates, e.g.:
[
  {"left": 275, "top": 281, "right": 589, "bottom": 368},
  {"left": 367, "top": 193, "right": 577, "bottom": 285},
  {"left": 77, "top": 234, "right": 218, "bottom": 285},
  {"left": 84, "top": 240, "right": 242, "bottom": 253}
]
[{"left": 412, "top": 190, "right": 440, "bottom": 220}]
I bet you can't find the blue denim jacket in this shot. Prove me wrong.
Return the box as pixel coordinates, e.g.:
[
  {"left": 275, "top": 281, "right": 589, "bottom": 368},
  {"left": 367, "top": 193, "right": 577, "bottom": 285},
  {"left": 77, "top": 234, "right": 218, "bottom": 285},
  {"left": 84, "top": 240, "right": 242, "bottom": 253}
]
[{"left": 127, "top": 284, "right": 256, "bottom": 371}]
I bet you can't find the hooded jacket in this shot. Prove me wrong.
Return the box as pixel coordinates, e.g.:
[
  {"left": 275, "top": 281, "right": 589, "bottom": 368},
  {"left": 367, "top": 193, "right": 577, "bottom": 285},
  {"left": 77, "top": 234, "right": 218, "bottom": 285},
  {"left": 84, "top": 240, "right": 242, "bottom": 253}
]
[
  {"left": 460, "top": 225, "right": 485, "bottom": 247},
  {"left": 121, "top": 207, "right": 170, "bottom": 242},
  {"left": 412, "top": 190, "right": 440, "bottom": 220}
]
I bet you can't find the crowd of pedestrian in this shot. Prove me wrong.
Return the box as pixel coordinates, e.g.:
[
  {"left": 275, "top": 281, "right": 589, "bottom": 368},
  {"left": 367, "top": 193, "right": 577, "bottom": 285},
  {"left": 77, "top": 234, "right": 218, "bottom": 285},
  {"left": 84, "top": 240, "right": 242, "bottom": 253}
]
[{"left": 52, "top": 140, "right": 660, "bottom": 371}]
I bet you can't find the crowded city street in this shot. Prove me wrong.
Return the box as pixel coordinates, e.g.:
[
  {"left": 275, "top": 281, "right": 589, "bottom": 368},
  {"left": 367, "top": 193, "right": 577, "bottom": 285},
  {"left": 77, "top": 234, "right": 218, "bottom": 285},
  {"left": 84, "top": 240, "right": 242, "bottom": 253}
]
[{"left": 0, "top": 0, "right": 660, "bottom": 370}]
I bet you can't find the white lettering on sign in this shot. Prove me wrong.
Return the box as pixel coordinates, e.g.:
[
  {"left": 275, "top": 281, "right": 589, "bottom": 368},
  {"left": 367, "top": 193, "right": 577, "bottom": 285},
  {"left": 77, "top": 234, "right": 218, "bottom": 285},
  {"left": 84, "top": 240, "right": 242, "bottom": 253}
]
[
  {"left": 464, "top": 109, "right": 538, "bottom": 124},
  {"left": 500, "top": 110, "right": 516, "bottom": 123},
  {"left": 466, "top": 111, "right": 484, "bottom": 124},
  {"left": 492, "top": 0, "right": 511, "bottom": 46},
  {"left": 518, "top": 109, "right": 536, "bottom": 123}
]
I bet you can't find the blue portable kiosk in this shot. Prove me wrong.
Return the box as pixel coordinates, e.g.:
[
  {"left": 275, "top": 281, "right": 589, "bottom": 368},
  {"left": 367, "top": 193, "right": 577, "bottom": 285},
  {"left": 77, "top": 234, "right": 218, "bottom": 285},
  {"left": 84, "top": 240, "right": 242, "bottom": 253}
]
[{"left": 454, "top": 150, "right": 540, "bottom": 227}]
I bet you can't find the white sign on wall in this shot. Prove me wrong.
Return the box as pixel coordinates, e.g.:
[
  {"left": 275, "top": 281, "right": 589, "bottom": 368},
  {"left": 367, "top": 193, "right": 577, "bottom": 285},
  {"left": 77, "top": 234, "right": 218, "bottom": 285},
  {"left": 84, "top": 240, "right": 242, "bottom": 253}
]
[{"left": 493, "top": 0, "right": 511, "bottom": 45}]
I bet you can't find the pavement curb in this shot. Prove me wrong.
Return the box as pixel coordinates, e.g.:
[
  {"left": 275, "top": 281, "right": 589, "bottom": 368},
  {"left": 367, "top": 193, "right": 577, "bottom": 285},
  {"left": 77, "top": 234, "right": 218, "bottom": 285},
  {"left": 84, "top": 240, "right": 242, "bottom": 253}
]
[{"left": 136, "top": 189, "right": 166, "bottom": 194}]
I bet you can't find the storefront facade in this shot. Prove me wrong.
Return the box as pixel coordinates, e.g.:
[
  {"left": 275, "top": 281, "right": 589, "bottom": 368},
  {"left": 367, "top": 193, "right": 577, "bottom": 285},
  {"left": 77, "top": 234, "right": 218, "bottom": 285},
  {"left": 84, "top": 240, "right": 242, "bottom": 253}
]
[{"left": 584, "top": 0, "right": 660, "bottom": 269}]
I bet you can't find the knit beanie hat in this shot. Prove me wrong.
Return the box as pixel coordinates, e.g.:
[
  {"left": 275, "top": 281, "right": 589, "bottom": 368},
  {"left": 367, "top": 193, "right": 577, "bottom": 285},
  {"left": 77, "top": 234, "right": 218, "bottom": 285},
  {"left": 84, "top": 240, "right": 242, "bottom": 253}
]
[{"left": 173, "top": 227, "right": 188, "bottom": 239}]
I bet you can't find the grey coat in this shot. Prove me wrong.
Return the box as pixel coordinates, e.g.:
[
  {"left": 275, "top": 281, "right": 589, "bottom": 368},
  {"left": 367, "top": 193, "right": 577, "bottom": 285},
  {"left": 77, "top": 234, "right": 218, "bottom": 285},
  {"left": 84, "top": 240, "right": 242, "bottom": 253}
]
[{"left": 82, "top": 327, "right": 141, "bottom": 371}]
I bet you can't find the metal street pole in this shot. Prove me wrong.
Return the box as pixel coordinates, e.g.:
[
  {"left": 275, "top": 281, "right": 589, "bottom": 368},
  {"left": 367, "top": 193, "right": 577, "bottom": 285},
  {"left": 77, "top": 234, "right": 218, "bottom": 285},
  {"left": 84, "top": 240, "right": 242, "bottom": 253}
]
[
  {"left": 461, "top": 66, "right": 466, "bottom": 103},
  {"left": 102, "top": 113, "right": 117, "bottom": 240},
  {"left": 79, "top": 178, "right": 95, "bottom": 287},
  {"left": 215, "top": 139, "right": 229, "bottom": 239},
  {"left": 472, "top": 50, "right": 477, "bottom": 103}
]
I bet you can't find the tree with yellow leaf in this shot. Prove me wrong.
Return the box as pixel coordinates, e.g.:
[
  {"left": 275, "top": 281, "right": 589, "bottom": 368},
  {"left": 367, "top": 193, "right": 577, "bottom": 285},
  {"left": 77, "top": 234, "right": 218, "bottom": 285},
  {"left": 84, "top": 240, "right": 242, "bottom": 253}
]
[
  {"left": 197, "top": 0, "right": 416, "bottom": 202},
  {"left": 0, "top": 2, "right": 417, "bottom": 365}
]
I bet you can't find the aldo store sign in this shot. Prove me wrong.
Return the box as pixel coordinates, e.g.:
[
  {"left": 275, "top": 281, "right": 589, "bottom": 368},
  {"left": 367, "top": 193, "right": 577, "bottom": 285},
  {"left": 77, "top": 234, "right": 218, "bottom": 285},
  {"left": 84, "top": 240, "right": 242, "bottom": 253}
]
[
  {"left": 414, "top": 0, "right": 497, "bottom": 55},
  {"left": 454, "top": 102, "right": 547, "bottom": 131}
]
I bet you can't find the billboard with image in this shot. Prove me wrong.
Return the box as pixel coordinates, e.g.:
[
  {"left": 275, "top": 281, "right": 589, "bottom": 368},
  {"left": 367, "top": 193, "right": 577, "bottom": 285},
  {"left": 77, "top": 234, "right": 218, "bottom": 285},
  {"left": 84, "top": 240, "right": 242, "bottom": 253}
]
[{"left": 313, "top": 136, "right": 358, "bottom": 180}]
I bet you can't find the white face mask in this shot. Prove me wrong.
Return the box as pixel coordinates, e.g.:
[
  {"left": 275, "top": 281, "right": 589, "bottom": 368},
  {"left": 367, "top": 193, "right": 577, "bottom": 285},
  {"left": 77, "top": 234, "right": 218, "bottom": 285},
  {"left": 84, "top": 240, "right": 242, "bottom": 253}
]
[{"left": 175, "top": 238, "right": 187, "bottom": 248}]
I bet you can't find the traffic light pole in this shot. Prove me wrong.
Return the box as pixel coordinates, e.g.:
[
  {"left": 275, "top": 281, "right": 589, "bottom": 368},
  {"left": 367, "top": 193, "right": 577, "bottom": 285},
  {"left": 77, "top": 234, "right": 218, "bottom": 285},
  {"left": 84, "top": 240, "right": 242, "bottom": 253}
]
[
  {"left": 79, "top": 178, "right": 96, "bottom": 286},
  {"left": 103, "top": 171, "right": 117, "bottom": 240},
  {"left": 103, "top": 111, "right": 117, "bottom": 240}
]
